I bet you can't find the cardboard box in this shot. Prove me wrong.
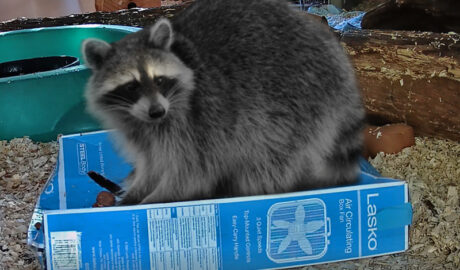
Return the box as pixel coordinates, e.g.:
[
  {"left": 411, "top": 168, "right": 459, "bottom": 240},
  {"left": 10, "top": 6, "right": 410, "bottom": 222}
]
[{"left": 28, "top": 131, "right": 412, "bottom": 269}]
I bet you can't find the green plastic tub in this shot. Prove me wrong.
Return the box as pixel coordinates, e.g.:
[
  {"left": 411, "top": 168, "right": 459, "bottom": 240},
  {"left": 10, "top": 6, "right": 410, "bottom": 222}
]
[{"left": 0, "top": 25, "right": 140, "bottom": 142}]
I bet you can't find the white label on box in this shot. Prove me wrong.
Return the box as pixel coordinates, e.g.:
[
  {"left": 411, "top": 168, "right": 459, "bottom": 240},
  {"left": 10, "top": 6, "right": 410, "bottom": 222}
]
[
  {"left": 147, "top": 205, "right": 219, "bottom": 270},
  {"left": 50, "top": 231, "right": 81, "bottom": 270}
]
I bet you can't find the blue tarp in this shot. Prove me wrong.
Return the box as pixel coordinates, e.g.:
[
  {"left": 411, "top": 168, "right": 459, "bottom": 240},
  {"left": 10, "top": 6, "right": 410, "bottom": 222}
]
[{"left": 307, "top": 4, "right": 365, "bottom": 31}]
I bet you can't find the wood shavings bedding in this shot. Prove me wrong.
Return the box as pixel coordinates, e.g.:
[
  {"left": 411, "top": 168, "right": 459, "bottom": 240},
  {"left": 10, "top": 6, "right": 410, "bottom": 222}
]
[
  {"left": 304, "top": 137, "right": 459, "bottom": 270},
  {"left": 368, "top": 137, "right": 460, "bottom": 268},
  {"left": 0, "top": 138, "right": 58, "bottom": 269},
  {"left": 0, "top": 136, "right": 458, "bottom": 269}
]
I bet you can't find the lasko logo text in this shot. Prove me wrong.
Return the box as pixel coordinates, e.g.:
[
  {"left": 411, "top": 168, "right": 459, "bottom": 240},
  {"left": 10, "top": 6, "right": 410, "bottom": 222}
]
[{"left": 367, "top": 193, "right": 379, "bottom": 251}]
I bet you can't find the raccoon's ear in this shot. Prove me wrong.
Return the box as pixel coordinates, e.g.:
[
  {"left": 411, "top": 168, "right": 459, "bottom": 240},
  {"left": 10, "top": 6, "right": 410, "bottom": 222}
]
[
  {"left": 81, "top": 38, "right": 111, "bottom": 70},
  {"left": 148, "top": 18, "right": 174, "bottom": 50}
]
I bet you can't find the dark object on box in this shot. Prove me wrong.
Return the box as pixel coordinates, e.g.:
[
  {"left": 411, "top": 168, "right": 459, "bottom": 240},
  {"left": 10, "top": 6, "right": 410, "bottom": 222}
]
[{"left": 87, "top": 171, "right": 124, "bottom": 196}]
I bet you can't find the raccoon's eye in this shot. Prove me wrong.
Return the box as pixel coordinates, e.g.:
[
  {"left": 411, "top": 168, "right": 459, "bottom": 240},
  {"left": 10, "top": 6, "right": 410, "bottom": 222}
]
[
  {"left": 124, "top": 80, "right": 139, "bottom": 91},
  {"left": 154, "top": 76, "right": 166, "bottom": 86},
  {"left": 153, "top": 76, "right": 177, "bottom": 95},
  {"left": 154, "top": 76, "right": 176, "bottom": 89},
  {"left": 100, "top": 80, "right": 141, "bottom": 106}
]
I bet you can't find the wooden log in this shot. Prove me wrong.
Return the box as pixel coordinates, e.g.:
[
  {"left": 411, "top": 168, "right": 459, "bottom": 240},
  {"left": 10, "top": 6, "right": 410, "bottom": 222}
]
[
  {"left": 361, "top": 0, "right": 460, "bottom": 33},
  {"left": 0, "top": 1, "right": 324, "bottom": 32},
  {"left": 339, "top": 29, "right": 460, "bottom": 141},
  {"left": 0, "top": 4, "right": 459, "bottom": 141},
  {"left": 0, "top": 3, "right": 192, "bottom": 32},
  {"left": 95, "top": 0, "right": 164, "bottom": 12}
]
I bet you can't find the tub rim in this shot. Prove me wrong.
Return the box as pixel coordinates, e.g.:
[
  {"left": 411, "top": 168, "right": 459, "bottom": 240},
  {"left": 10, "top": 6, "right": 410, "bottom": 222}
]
[{"left": 0, "top": 24, "right": 141, "bottom": 84}]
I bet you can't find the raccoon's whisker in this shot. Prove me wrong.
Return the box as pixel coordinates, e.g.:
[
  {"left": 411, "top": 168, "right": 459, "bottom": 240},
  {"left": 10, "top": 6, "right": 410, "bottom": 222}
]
[
  {"left": 101, "top": 105, "right": 131, "bottom": 113},
  {"left": 102, "top": 104, "right": 128, "bottom": 110},
  {"left": 169, "top": 96, "right": 188, "bottom": 104},
  {"left": 165, "top": 85, "right": 183, "bottom": 99},
  {"left": 102, "top": 99, "right": 132, "bottom": 108},
  {"left": 167, "top": 97, "right": 189, "bottom": 108},
  {"left": 102, "top": 102, "right": 131, "bottom": 108},
  {"left": 166, "top": 88, "right": 188, "bottom": 103},
  {"left": 169, "top": 92, "right": 189, "bottom": 101},
  {"left": 103, "top": 94, "right": 136, "bottom": 105},
  {"left": 127, "top": 70, "right": 139, "bottom": 81},
  {"left": 101, "top": 104, "right": 132, "bottom": 112}
]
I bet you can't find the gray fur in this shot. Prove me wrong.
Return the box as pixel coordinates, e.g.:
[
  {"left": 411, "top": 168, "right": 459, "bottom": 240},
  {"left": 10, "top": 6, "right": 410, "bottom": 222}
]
[{"left": 82, "top": 0, "right": 365, "bottom": 205}]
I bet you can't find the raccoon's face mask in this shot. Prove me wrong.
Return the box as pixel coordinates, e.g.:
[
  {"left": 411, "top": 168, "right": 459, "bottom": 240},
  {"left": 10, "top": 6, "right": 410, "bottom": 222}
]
[{"left": 81, "top": 19, "right": 194, "bottom": 124}]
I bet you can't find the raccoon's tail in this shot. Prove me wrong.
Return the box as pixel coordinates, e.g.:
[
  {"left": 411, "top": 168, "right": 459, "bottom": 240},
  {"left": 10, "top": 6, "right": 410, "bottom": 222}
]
[
  {"left": 323, "top": 119, "right": 364, "bottom": 186},
  {"left": 294, "top": 118, "right": 364, "bottom": 191}
]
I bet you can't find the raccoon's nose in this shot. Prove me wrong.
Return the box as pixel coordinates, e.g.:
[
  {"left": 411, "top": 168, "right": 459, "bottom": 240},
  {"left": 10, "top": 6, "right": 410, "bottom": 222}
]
[{"left": 148, "top": 106, "right": 166, "bottom": 119}]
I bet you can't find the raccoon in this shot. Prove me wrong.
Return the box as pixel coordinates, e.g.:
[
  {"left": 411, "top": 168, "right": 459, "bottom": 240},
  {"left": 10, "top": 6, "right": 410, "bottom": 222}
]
[{"left": 81, "top": 0, "right": 365, "bottom": 205}]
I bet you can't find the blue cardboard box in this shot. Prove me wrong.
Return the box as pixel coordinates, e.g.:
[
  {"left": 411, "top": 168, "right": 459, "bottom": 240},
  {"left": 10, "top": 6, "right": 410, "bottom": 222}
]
[{"left": 28, "top": 131, "right": 412, "bottom": 269}]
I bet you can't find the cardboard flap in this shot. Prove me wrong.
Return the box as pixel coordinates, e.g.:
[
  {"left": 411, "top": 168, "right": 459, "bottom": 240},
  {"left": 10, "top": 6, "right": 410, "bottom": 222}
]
[{"left": 377, "top": 203, "right": 413, "bottom": 230}]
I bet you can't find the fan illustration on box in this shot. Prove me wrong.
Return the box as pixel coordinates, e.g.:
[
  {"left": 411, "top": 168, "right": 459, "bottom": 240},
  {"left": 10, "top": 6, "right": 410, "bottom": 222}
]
[{"left": 267, "top": 198, "right": 331, "bottom": 263}]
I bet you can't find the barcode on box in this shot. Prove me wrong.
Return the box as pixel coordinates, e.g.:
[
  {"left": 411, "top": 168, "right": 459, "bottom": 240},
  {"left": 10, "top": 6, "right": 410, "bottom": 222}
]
[{"left": 50, "top": 231, "right": 81, "bottom": 270}]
